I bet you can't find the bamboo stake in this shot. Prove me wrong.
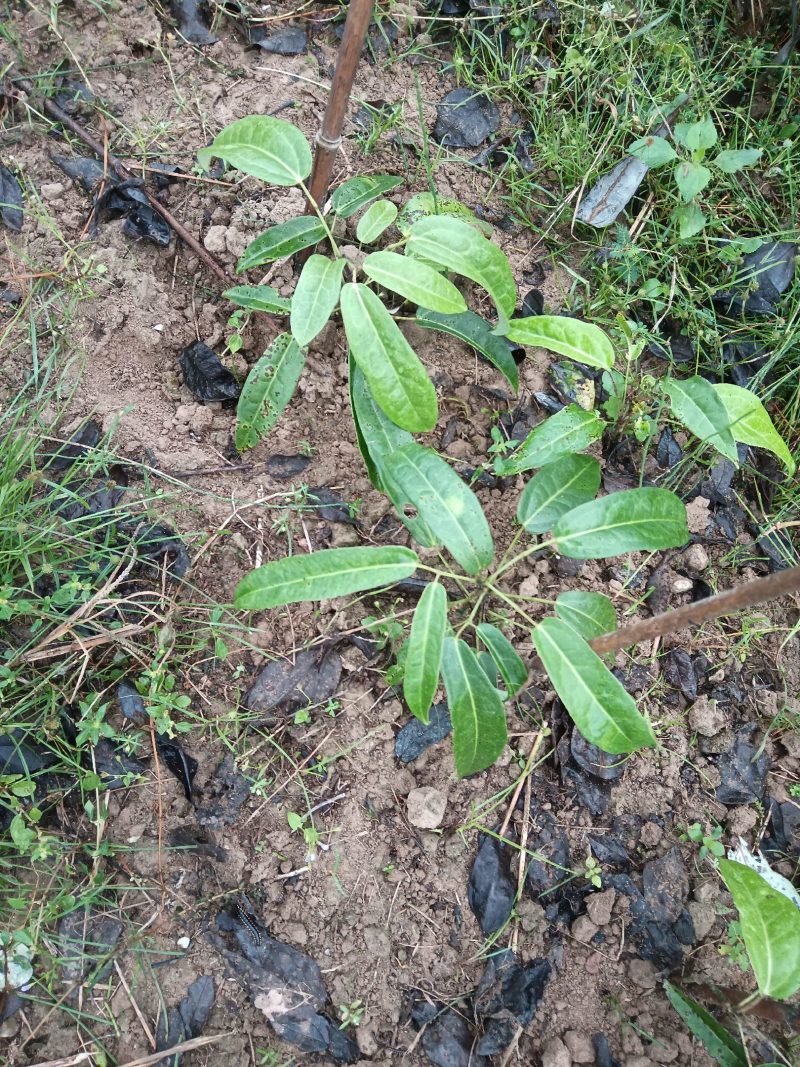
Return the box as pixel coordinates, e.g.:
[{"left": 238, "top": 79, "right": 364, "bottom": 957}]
[{"left": 304, "top": 0, "right": 373, "bottom": 212}]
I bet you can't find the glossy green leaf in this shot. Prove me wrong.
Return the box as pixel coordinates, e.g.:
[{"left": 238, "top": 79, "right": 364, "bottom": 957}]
[
  {"left": 363, "top": 251, "right": 467, "bottom": 314},
  {"left": 532, "top": 618, "right": 657, "bottom": 753},
  {"left": 349, "top": 363, "right": 438, "bottom": 547},
  {"left": 235, "top": 546, "right": 418, "bottom": 610},
  {"left": 476, "top": 624, "right": 527, "bottom": 697},
  {"left": 224, "top": 284, "right": 291, "bottom": 314},
  {"left": 396, "top": 191, "right": 493, "bottom": 237},
  {"left": 628, "top": 135, "right": 677, "bottom": 167},
  {"left": 554, "top": 591, "right": 616, "bottom": 641},
  {"left": 664, "top": 376, "right": 738, "bottom": 462},
  {"left": 235, "top": 333, "right": 304, "bottom": 452},
  {"left": 673, "top": 160, "right": 712, "bottom": 202},
  {"left": 356, "top": 199, "right": 398, "bottom": 243},
  {"left": 495, "top": 406, "right": 605, "bottom": 476},
  {"left": 714, "top": 383, "right": 795, "bottom": 474},
  {"left": 441, "top": 636, "right": 508, "bottom": 778},
  {"left": 718, "top": 859, "right": 800, "bottom": 1000},
  {"left": 516, "top": 453, "right": 601, "bottom": 534},
  {"left": 714, "top": 148, "right": 762, "bottom": 173},
  {"left": 664, "top": 983, "right": 748, "bottom": 1067},
  {"left": 340, "top": 283, "right": 437, "bottom": 432},
  {"left": 382, "top": 443, "right": 494, "bottom": 574},
  {"left": 506, "top": 316, "right": 614, "bottom": 370},
  {"left": 415, "top": 308, "right": 518, "bottom": 391},
  {"left": 404, "top": 582, "right": 447, "bottom": 724},
  {"left": 407, "top": 216, "right": 516, "bottom": 329},
  {"left": 331, "top": 175, "right": 403, "bottom": 218},
  {"left": 197, "top": 115, "right": 311, "bottom": 185},
  {"left": 552, "top": 487, "right": 689, "bottom": 559},
  {"left": 672, "top": 202, "right": 707, "bottom": 239},
  {"left": 238, "top": 217, "right": 327, "bottom": 271},
  {"left": 290, "top": 254, "right": 344, "bottom": 347}
]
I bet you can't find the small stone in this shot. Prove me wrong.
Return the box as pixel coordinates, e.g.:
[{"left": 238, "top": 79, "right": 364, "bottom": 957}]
[
  {"left": 41, "top": 181, "right": 66, "bottom": 199},
  {"left": 571, "top": 915, "right": 598, "bottom": 943},
  {"left": 585, "top": 889, "right": 616, "bottom": 926},
  {"left": 689, "top": 695, "right": 726, "bottom": 737},
  {"left": 329, "top": 524, "right": 361, "bottom": 548},
  {"left": 639, "top": 822, "right": 663, "bottom": 847},
  {"left": 176, "top": 936, "right": 191, "bottom": 949},
  {"left": 682, "top": 543, "right": 709, "bottom": 572},
  {"left": 563, "top": 1030, "right": 595, "bottom": 1063},
  {"left": 685, "top": 496, "right": 710, "bottom": 534},
  {"left": 671, "top": 576, "right": 694, "bottom": 594},
  {"left": 628, "top": 958, "right": 658, "bottom": 989},
  {"left": 649, "top": 1039, "right": 679, "bottom": 1064},
  {"left": 406, "top": 786, "right": 447, "bottom": 829},
  {"left": 541, "top": 1037, "right": 571, "bottom": 1067},
  {"left": 203, "top": 225, "right": 228, "bottom": 253},
  {"left": 727, "top": 804, "right": 758, "bottom": 836},
  {"left": 626, "top": 1058, "right": 656, "bottom": 1067},
  {"left": 687, "top": 901, "right": 715, "bottom": 940}
]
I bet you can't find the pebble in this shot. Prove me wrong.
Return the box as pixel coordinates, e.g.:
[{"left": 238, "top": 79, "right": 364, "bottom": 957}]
[
  {"left": 626, "top": 1058, "right": 656, "bottom": 1067},
  {"left": 682, "top": 543, "right": 709, "bottom": 572},
  {"left": 649, "top": 1038, "right": 680, "bottom": 1063},
  {"left": 688, "top": 695, "right": 726, "bottom": 737},
  {"left": 585, "top": 888, "right": 616, "bottom": 926},
  {"left": 687, "top": 900, "right": 715, "bottom": 940},
  {"left": 406, "top": 786, "right": 447, "bottom": 829},
  {"left": 671, "top": 576, "right": 694, "bottom": 594},
  {"left": 203, "top": 224, "right": 228, "bottom": 253},
  {"left": 727, "top": 805, "right": 758, "bottom": 836},
  {"left": 541, "top": 1037, "right": 571, "bottom": 1067},
  {"left": 628, "top": 958, "right": 658, "bottom": 989},
  {"left": 571, "top": 915, "right": 598, "bottom": 943},
  {"left": 563, "top": 1031, "right": 595, "bottom": 1063},
  {"left": 41, "top": 181, "right": 66, "bottom": 199}
]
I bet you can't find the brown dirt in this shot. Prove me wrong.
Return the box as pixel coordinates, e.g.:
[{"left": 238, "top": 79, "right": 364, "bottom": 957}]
[{"left": 1, "top": 4, "right": 798, "bottom": 1067}]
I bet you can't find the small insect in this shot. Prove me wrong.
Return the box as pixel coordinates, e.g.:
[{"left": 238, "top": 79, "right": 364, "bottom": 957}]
[{"left": 236, "top": 898, "right": 262, "bottom": 947}]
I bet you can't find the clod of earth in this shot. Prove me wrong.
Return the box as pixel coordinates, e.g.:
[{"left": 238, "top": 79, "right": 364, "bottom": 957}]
[
  {"left": 155, "top": 975, "right": 215, "bottom": 1067},
  {"left": 468, "top": 833, "right": 516, "bottom": 935},
  {"left": 169, "top": 0, "right": 218, "bottom": 45},
  {"left": 179, "top": 341, "right": 241, "bottom": 404},
  {"left": 249, "top": 24, "right": 307, "bottom": 54},
  {"left": 395, "top": 702, "right": 452, "bottom": 762},
  {"left": 244, "top": 647, "right": 343, "bottom": 720},
  {"left": 0, "top": 165, "right": 24, "bottom": 231},
  {"left": 406, "top": 785, "right": 448, "bottom": 829},
  {"left": 716, "top": 725, "right": 771, "bottom": 805},
  {"left": 712, "top": 241, "right": 798, "bottom": 316},
  {"left": 433, "top": 87, "right": 501, "bottom": 148}
]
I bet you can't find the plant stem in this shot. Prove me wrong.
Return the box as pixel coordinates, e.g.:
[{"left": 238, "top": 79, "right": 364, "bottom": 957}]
[
  {"left": 299, "top": 181, "right": 341, "bottom": 258},
  {"left": 484, "top": 583, "right": 543, "bottom": 630}
]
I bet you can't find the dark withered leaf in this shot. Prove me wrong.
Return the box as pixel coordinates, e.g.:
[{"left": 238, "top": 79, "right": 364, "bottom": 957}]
[
  {"left": 0, "top": 165, "right": 24, "bottom": 231},
  {"left": 180, "top": 341, "right": 241, "bottom": 403}
]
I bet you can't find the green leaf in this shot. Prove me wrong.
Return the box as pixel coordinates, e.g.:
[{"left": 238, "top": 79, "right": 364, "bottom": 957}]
[
  {"left": 197, "top": 115, "right": 311, "bottom": 185},
  {"left": 672, "top": 202, "right": 707, "bottom": 239},
  {"left": 495, "top": 405, "right": 605, "bottom": 476},
  {"left": 628, "top": 135, "right": 677, "bottom": 167},
  {"left": 664, "top": 376, "right": 738, "bottom": 462},
  {"left": 441, "top": 636, "right": 508, "bottom": 777},
  {"left": 718, "top": 859, "right": 800, "bottom": 1000},
  {"left": 554, "top": 591, "right": 616, "bottom": 641},
  {"left": 382, "top": 443, "right": 494, "bottom": 574},
  {"left": 476, "top": 624, "right": 527, "bottom": 697},
  {"left": 516, "top": 453, "right": 601, "bottom": 534},
  {"left": 289, "top": 254, "right": 344, "bottom": 347},
  {"left": 415, "top": 308, "right": 518, "bottom": 391},
  {"left": 552, "top": 487, "right": 689, "bottom": 559},
  {"left": 506, "top": 316, "right": 614, "bottom": 370},
  {"left": 349, "top": 364, "right": 439, "bottom": 547},
  {"left": 224, "top": 284, "right": 291, "bottom": 314},
  {"left": 238, "top": 217, "right": 327, "bottom": 271},
  {"left": 404, "top": 582, "right": 447, "bottom": 724},
  {"left": 677, "top": 116, "right": 718, "bottom": 151},
  {"left": 356, "top": 199, "right": 398, "bottom": 243},
  {"left": 331, "top": 175, "right": 403, "bottom": 218},
  {"left": 396, "top": 191, "right": 493, "bottom": 238},
  {"left": 663, "top": 983, "right": 748, "bottom": 1067},
  {"left": 713, "top": 148, "right": 762, "bottom": 173},
  {"left": 713, "top": 383, "right": 795, "bottom": 474},
  {"left": 532, "top": 618, "right": 657, "bottom": 753},
  {"left": 407, "top": 216, "right": 516, "bottom": 329},
  {"left": 340, "top": 283, "right": 437, "bottom": 432},
  {"left": 363, "top": 251, "right": 467, "bottom": 314},
  {"left": 235, "top": 545, "right": 419, "bottom": 610},
  {"left": 673, "top": 160, "right": 712, "bottom": 202},
  {"left": 235, "top": 333, "right": 304, "bottom": 452}
]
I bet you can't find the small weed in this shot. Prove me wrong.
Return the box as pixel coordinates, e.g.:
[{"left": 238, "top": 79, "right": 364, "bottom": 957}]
[
  {"left": 681, "top": 821, "right": 725, "bottom": 862},
  {"left": 338, "top": 998, "right": 365, "bottom": 1030}
]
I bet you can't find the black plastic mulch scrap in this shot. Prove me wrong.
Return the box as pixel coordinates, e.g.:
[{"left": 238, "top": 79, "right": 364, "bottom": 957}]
[
  {"left": 433, "top": 88, "right": 501, "bottom": 149},
  {"left": 94, "top": 179, "right": 171, "bottom": 246},
  {"left": 180, "top": 341, "right": 241, "bottom": 403},
  {"left": 210, "top": 920, "right": 359, "bottom": 1062},
  {"left": 715, "top": 724, "right": 771, "bottom": 806},
  {"left": 155, "top": 975, "right": 215, "bottom": 1067},
  {"left": 468, "top": 833, "right": 516, "bottom": 936},
  {"left": 248, "top": 23, "right": 307, "bottom": 54},
  {"left": 117, "top": 683, "right": 198, "bottom": 802},
  {"left": 0, "top": 164, "right": 24, "bottom": 231},
  {"left": 712, "top": 241, "right": 798, "bottom": 316},
  {"left": 57, "top": 907, "right": 124, "bottom": 1004},
  {"left": 244, "top": 647, "right": 342, "bottom": 722},
  {"left": 169, "top": 0, "right": 218, "bottom": 44},
  {"left": 395, "top": 703, "right": 452, "bottom": 763}
]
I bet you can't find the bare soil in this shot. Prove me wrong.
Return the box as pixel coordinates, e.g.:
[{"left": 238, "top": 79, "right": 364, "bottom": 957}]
[{"left": 1, "top": 3, "right": 798, "bottom": 1067}]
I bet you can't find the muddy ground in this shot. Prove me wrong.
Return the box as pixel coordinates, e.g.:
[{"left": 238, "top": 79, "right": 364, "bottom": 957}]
[{"left": 1, "top": 2, "right": 799, "bottom": 1066}]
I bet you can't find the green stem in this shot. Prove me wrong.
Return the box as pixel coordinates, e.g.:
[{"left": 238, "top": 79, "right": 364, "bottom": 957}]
[
  {"left": 491, "top": 536, "right": 556, "bottom": 584},
  {"left": 455, "top": 590, "right": 487, "bottom": 639},
  {"left": 484, "top": 583, "right": 543, "bottom": 630},
  {"left": 299, "top": 180, "right": 341, "bottom": 258}
]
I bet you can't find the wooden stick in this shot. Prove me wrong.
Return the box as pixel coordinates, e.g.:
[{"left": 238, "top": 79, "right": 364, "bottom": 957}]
[
  {"left": 304, "top": 0, "right": 373, "bottom": 211},
  {"left": 13, "top": 78, "right": 230, "bottom": 282}
]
